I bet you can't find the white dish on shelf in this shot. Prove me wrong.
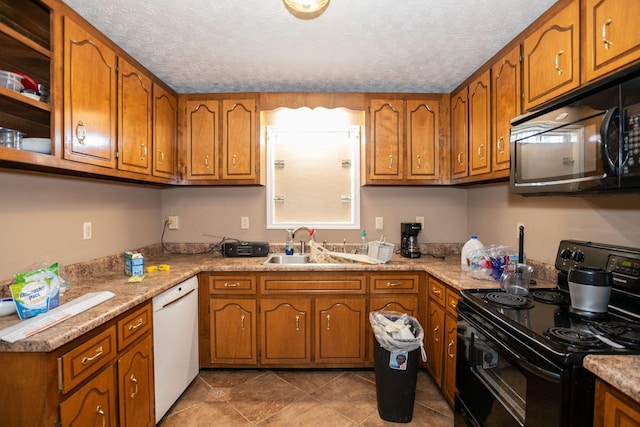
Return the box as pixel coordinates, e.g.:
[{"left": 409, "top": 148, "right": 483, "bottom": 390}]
[
  {"left": 21, "top": 92, "right": 41, "bottom": 101},
  {"left": 0, "top": 71, "right": 24, "bottom": 92},
  {"left": 21, "top": 138, "right": 51, "bottom": 154},
  {"left": 0, "top": 298, "right": 16, "bottom": 317}
]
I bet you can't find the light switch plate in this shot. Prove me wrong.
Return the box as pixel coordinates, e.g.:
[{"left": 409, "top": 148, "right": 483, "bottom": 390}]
[{"left": 375, "top": 217, "right": 383, "bottom": 230}]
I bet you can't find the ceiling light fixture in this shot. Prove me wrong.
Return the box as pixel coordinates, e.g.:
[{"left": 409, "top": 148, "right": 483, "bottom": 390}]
[{"left": 283, "top": 0, "right": 330, "bottom": 19}]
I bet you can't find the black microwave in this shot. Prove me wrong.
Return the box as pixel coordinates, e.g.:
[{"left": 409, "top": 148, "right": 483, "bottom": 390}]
[{"left": 510, "top": 67, "right": 640, "bottom": 195}]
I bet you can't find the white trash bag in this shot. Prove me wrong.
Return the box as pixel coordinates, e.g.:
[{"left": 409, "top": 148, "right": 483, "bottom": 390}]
[{"left": 369, "top": 310, "right": 427, "bottom": 362}]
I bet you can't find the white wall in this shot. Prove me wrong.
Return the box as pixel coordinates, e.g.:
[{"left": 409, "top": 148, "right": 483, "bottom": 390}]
[
  {"left": 0, "top": 170, "right": 162, "bottom": 280},
  {"left": 467, "top": 182, "right": 640, "bottom": 264}
]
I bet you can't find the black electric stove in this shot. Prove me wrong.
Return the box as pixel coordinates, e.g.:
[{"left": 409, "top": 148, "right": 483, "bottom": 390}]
[{"left": 455, "top": 240, "right": 640, "bottom": 427}]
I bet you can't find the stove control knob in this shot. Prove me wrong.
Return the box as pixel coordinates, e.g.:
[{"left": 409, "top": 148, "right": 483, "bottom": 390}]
[
  {"left": 571, "top": 250, "right": 585, "bottom": 262},
  {"left": 560, "top": 248, "right": 573, "bottom": 259}
]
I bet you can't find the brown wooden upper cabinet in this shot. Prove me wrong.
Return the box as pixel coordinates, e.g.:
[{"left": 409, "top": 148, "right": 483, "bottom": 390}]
[
  {"left": 367, "top": 97, "right": 441, "bottom": 184},
  {"left": 491, "top": 45, "right": 521, "bottom": 173},
  {"left": 468, "top": 70, "right": 491, "bottom": 176},
  {"left": 63, "top": 16, "right": 117, "bottom": 168},
  {"left": 179, "top": 95, "right": 261, "bottom": 184},
  {"left": 584, "top": 0, "right": 640, "bottom": 82},
  {"left": 117, "top": 58, "right": 152, "bottom": 175},
  {"left": 152, "top": 84, "right": 178, "bottom": 179},
  {"left": 522, "top": 0, "right": 580, "bottom": 111},
  {"left": 450, "top": 88, "right": 468, "bottom": 179}
]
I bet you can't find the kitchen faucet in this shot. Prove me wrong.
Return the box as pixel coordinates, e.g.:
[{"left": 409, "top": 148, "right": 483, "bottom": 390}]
[{"left": 284, "top": 227, "right": 315, "bottom": 254}]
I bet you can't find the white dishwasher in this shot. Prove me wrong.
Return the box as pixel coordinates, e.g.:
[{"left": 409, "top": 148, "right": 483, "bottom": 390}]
[{"left": 152, "top": 276, "right": 199, "bottom": 422}]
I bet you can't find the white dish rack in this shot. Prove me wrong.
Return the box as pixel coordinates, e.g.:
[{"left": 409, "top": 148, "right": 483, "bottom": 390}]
[
  {"left": 368, "top": 237, "right": 395, "bottom": 263},
  {"left": 308, "top": 238, "right": 394, "bottom": 264}
]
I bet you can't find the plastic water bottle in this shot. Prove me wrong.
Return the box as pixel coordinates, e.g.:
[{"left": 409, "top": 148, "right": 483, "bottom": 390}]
[
  {"left": 361, "top": 230, "right": 368, "bottom": 255},
  {"left": 461, "top": 235, "right": 484, "bottom": 271}
]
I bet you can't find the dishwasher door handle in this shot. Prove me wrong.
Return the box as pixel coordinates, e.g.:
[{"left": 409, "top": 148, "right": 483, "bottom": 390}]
[{"left": 160, "top": 288, "right": 196, "bottom": 310}]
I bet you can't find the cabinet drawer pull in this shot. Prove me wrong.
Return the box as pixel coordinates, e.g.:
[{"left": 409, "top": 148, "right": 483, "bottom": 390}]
[
  {"left": 295, "top": 315, "right": 300, "bottom": 331},
  {"left": 447, "top": 341, "right": 455, "bottom": 358},
  {"left": 450, "top": 301, "right": 457, "bottom": 309},
  {"left": 81, "top": 346, "right": 104, "bottom": 364},
  {"left": 431, "top": 287, "right": 441, "bottom": 296},
  {"left": 388, "top": 155, "right": 393, "bottom": 169},
  {"left": 326, "top": 314, "right": 331, "bottom": 330},
  {"left": 240, "top": 314, "right": 245, "bottom": 331},
  {"left": 497, "top": 136, "right": 505, "bottom": 154},
  {"left": 75, "top": 121, "right": 86, "bottom": 144},
  {"left": 224, "top": 282, "right": 240, "bottom": 287},
  {"left": 129, "top": 374, "right": 139, "bottom": 398},
  {"left": 416, "top": 154, "right": 421, "bottom": 169},
  {"left": 386, "top": 282, "right": 402, "bottom": 287},
  {"left": 554, "top": 49, "right": 564, "bottom": 75},
  {"left": 128, "top": 318, "right": 144, "bottom": 331},
  {"left": 97, "top": 405, "right": 106, "bottom": 427},
  {"left": 433, "top": 325, "right": 440, "bottom": 342},
  {"left": 602, "top": 17, "right": 613, "bottom": 49}
]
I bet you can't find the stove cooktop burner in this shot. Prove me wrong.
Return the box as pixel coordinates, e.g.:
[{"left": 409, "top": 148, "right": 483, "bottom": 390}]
[
  {"left": 530, "top": 290, "right": 571, "bottom": 305},
  {"left": 569, "top": 306, "right": 609, "bottom": 321},
  {"left": 591, "top": 322, "right": 640, "bottom": 349},
  {"left": 483, "top": 292, "right": 534, "bottom": 309},
  {"left": 544, "top": 327, "right": 607, "bottom": 349}
]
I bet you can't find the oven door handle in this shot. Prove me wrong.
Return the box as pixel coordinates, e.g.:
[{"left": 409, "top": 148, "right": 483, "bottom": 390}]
[{"left": 461, "top": 310, "right": 562, "bottom": 383}]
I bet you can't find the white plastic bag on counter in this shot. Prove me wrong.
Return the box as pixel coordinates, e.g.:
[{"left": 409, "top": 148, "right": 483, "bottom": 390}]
[{"left": 468, "top": 245, "right": 518, "bottom": 281}]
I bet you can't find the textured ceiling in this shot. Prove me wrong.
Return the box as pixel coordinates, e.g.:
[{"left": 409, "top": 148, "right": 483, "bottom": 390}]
[{"left": 61, "top": 0, "right": 558, "bottom": 94}]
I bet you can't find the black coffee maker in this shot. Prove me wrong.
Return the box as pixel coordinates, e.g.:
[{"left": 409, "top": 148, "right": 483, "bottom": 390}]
[{"left": 401, "top": 222, "right": 422, "bottom": 258}]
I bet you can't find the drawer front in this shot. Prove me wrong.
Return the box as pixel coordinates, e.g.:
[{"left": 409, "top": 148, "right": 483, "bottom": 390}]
[
  {"left": 428, "top": 277, "right": 446, "bottom": 306},
  {"left": 209, "top": 275, "right": 256, "bottom": 294},
  {"left": 370, "top": 274, "right": 419, "bottom": 293},
  {"left": 59, "top": 327, "right": 116, "bottom": 393},
  {"left": 260, "top": 273, "right": 365, "bottom": 294},
  {"left": 117, "top": 303, "right": 152, "bottom": 351},
  {"left": 445, "top": 288, "right": 460, "bottom": 317}
]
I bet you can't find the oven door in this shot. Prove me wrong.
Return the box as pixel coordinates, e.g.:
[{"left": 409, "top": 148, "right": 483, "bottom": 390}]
[{"left": 455, "top": 308, "right": 567, "bottom": 427}]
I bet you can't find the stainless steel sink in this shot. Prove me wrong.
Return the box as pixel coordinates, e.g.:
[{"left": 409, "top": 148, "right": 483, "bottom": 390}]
[{"left": 263, "top": 253, "right": 312, "bottom": 264}]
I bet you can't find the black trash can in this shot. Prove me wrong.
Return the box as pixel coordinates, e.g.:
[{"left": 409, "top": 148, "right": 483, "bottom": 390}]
[{"left": 371, "top": 314, "right": 422, "bottom": 423}]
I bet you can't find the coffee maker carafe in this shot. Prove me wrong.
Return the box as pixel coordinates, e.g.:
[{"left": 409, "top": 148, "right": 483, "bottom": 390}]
[{"left": 401, "top": 222, "right": 422, "bottom": 258}]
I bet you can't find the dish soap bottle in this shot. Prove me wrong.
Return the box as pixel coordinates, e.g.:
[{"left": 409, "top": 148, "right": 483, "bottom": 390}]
[
  {"left": 461, "top": 235, "right": 484, "bottom": 271},
  {"left": 285, "top": 230, "right": 294, "bottom": 255},
  {"left": 360, "top": 230, "right": 368, "bottom": 255}
]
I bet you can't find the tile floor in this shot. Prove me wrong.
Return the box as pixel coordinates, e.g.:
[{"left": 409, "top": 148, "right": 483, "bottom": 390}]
[{"left": 158, "top": 368, "right": 454, "bottom": 426}]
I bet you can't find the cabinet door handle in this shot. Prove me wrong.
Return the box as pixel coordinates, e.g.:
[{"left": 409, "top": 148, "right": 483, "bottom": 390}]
[
  {"left": 96, "top": 405, "right": 106, "bottom": 427},
  {"left": 433, "top": 325, "right": 440, "bottom": 342},
  {"left": 224, "top": 282, "right": 240, "bottom": 287},
  {"left": 431, "top": 287, "right": 441, "bottom": 296},
  {"left": 128, "top": 318, "right": 143, "bottom": 331},
  {"left": 158, "top": 150, "right": 165, "bottom": 163},
  {"left": 326, "top": 314, "right": 331, "bottom": 330},
  {"left": 457, "top": 152, "right": 464, "bottom": 165},
  {"left": 82, "top": 346, "right": 104, "bottom": 364},
  {"left": 447, "top": 341, "right": 455, "bottom": 358},
  {"left": 388, "top": 155, "right": 393, "bottom": 169},
  {"left": 477, "top": 144, "right": 485, "bottom": 160},
  {"left": 240, "top": 314, "right": 245, "bottom": 331},
  {"left": 295, "top": 315, "right": 300, "bottom": 331},
  {"left": 554, "top": 49, "right": 564, "bottom": 75},
  {"left": 601, "top": 17, "right": 613, "bottom": 49},
  {"left": 129, "top": 374, "right": 139, "bottom": 398},
  {"left": 386, "top": 282, "right": 402, "bottom": 287},
  {"left": 75, "top": 121, "right": 86, "bottom": 144},
  {"left": 497, "top": 136, "right": 505, "bottom": 154},
  {"left": 204, "top": 155, "right": 209, "bottom": 168},
  {"left": 450, "top": 301, "right": 457, "bottom": 309},
  {"left": 140, "top": 143, "right": 147, "bottom": 160},
  {"left": 416, "top": 154, "right": 421, "bottom": 169},
  {"left": 232, "top": 154, "right": 237, "bottom": 167}
]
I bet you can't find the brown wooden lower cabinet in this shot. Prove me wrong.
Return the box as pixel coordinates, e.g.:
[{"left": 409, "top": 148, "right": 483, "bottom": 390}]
[
  {"left": 199, "top": 271, "right": 421, "bottom": 369},
  {"left": 594, "top": 379, "right": 640, "bottom": 427},
  {"left": 0, "top": 302, "right": 154, "bottom": 427}
]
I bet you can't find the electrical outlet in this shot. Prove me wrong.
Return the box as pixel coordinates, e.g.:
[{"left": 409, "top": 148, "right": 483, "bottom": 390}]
[
  {"left": 375, "top": 217, "right": 384, "bottom": 230},
  {"left": 83, "top": 222, "right": 92, "bottom": 240},
  {"left": 241, "top": 216, "right": 250, "bottom": 229},
  {"left": 168, "top": 216, "right": 179, "bottom": 230},
  {"left": 416, "top": 216, "right": 424, "bottom": 227},
  {"left": 517, "top": 222, "right": 525, "bottom": 239}
]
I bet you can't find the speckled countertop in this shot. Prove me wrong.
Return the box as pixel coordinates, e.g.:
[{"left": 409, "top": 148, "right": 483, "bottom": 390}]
[
  {"left": 0, "top": 244, "right": 557, "bottom": 353},
  {"left": 584, "top": 355, "right": 640, "bottom": 403}
]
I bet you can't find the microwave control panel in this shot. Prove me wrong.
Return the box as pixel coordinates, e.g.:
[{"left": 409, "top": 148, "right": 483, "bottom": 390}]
[{"left": 623, "top": 103, "right": 640, "bottom": 175}]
